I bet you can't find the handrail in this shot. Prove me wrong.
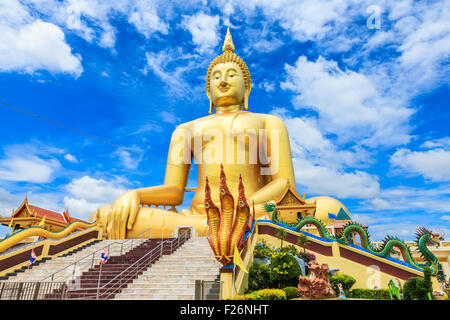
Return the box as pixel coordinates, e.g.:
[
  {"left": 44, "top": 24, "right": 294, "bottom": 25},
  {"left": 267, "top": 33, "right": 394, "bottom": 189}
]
[
  {"left": 0, "top": 220, "right": 98, "bottom": 253},
  {"left": 39, "top": 228, "right": 152, "bottom": 283},
  {"left": 0, "top": 225, "right": 99, "bottom": 257},
  {"left": 0, "top": 281, "right": 67, "bottom": 300},
  {"left": 65, "top": 229, "right": 191, "bottom": 300}
]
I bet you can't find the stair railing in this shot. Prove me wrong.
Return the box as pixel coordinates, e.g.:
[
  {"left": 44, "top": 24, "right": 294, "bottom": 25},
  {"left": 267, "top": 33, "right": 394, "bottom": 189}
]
[
  {"left": 39, "top": 228, "right": 152, "bottom": 283},
  {"left": 65, "top": 229, "right": 191, "bottom": 300}
]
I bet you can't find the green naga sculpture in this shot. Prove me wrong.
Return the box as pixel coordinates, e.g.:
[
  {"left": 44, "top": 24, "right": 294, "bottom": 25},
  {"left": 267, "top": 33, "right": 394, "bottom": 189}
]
[
  {"left": 388, "top": 279, "right": 402, "bottom": 300},
  {"left": 264, "top": 203, "right": 444, "bottom": 275}
]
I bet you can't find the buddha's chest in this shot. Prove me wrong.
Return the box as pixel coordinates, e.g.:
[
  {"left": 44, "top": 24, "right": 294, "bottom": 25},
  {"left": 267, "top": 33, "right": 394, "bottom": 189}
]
[{"left": 191, "top": 116, "right": 266, "bottom": 141}]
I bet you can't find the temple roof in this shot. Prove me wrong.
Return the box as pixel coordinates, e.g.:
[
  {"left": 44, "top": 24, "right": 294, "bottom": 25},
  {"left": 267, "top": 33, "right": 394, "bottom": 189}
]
[
  {"left": 335, "top": 208, "right": 351, "bottom": 220},
  {"left": 7, "top": 196, "right": 87, "bottom": 225},
  {"left": 275, "top": 184, "right": 306, "bottom": 206}
]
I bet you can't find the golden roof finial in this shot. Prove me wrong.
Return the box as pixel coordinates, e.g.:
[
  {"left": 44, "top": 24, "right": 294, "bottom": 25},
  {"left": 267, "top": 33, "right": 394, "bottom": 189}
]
[{"left": 222, "top": 27, "right": 235, "bottom": 54}]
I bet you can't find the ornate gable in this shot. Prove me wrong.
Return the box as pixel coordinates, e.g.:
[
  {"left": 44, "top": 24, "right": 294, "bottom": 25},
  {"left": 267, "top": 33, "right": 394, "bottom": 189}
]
[
  {"left": 277, "top": 188, "right": 305, "bottom": 206},
  {"left": 12, "top": 196, "right": 34, "bottom": 218}
]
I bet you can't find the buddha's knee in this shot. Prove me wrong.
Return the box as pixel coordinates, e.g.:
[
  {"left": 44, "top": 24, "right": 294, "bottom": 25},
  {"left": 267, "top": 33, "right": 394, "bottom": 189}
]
[{"left": 89, "top": 204, "right": 111, "bottom": 226}]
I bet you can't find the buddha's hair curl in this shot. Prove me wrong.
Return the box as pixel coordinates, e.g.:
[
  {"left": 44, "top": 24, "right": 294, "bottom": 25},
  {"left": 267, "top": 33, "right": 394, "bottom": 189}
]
[{"left": 205, "top": 52, "right": 252, "bottom": 93}]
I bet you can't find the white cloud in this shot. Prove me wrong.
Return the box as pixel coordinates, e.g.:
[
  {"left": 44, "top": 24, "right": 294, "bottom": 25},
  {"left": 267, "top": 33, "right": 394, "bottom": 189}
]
[
  {"left": 396, "top": 1, "right": 450, "bottom": 72},
  {"left": 127, "top": 0, "right": 169, "bottom": 37},
  {"left": 144, "top": 48, "right": 198, "bottom": 96},
  {"left": 159, "top": 111, "right": 180, "bottom": 125},
  {"left": 271, "top": 109, "right": 380, "bottom": 199},
  {"left": 64, "top": 154, "right": 79, "bottom": 163},
  {"left": 360, "top": 186, "right": 450, "bottom": 213},
  {"left": 0, "top": 0, "right": 83, "bottom": 77},
  {"left": 64, "top": 176, "right": 127, "bottom": 218},
  {"left": 293, "top": 158, "right": 380, "bottom": 199},
  {"left": 182, "top": 12, "right": 220, "bottom": 54},
  {"left": 113, "top": 149, "right": 143, "bottom": 171},
  {"left": 257, "top": 81, "right": 276, "bottom": 92},
  {"left": 218, "top": 0, "right": 349, "bottom": 42},
  {"left": 0, "top": 144, "right": 61, "bottom": 183},
  {"left": 421, "top": 137, "right": 450, "bottom": 149},
  {"left": 0, "top": 187, "right": 22, "bottom": 217},
  {"left": 390, "top": 146, "right": 450, "bottom": 182},
  {"left": 281, "top": 56, "right": 413, "bottom": 147}
]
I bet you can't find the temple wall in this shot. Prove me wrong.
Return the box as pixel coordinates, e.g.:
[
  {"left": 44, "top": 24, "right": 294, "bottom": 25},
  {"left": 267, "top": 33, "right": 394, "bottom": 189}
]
[{"left": 256, "top": 221, "right": 441, "bottom": 291}]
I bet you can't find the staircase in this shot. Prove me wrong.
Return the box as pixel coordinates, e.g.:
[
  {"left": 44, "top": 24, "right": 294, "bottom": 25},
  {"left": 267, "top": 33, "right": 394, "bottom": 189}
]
[
  {"left": 59, "top": 236, "right": 191, "bottom": 300},
  {"left": 1, "top": 239, "right": 143, "bottom": 282},
  {"left": 114, "top": 237, "right": 221, "bottom": 300}
]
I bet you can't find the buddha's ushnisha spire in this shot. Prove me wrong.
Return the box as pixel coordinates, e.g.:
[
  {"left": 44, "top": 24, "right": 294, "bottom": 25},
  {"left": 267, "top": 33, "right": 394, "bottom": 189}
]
[{"left": 222, "top": 27, "right": 235, "bottom": 54}]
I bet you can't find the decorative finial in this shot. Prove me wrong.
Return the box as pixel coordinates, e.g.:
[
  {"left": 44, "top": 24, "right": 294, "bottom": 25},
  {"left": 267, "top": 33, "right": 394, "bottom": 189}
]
[{"left": 222, "top": 27, "right": 235, "bottom": 54}]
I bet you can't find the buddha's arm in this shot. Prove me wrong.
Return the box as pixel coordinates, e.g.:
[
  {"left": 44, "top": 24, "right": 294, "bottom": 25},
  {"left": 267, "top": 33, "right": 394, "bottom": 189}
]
[
  {"left": 137, "top": 126, "right": 192, "bottom": 205},
  {"left": 106, "top": 126, "right": 191, "bottom": 238},
  {"left": 248, "top": 115, "right": 296, "bottom": 214}
]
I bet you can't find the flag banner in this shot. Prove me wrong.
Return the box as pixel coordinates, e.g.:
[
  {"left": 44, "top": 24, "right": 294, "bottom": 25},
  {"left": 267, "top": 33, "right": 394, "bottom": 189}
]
[
  {"left": 328, "top": 213, "right": 337, "bottom": 220},
  {"left": 38, "top": 216, "right": 46, "bottom": 227},
  {"left": 62, "top": 211, "right": 70, "bottom": 224},
  {"left": 233, "top": 244, "right": 248, "bottom": 274},
  {"left": 28, "top": 249, "right": 37, "bottom": 267},
  {"left": 100, "top": 248, "right": 108, "bottom": 264}
]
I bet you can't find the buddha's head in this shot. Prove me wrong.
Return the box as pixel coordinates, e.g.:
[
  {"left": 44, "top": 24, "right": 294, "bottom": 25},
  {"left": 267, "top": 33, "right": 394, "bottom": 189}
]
[{"left": 206, "top": 28, "right": 252, "bottom": 114}]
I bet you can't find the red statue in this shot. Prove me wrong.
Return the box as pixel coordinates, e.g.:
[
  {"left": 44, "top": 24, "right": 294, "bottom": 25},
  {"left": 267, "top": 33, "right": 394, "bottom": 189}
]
[{"left": 298, "top": 261, "right": 335, "bottom": 299}]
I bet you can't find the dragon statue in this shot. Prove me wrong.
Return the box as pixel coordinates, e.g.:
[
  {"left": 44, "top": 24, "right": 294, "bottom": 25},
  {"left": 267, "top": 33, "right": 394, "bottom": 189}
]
[
  {"left": 204, "top": 165, "right": 255, "bottom": 265},
  {"left": 264, "top": 203, "right": 444, "bottom": 275}
]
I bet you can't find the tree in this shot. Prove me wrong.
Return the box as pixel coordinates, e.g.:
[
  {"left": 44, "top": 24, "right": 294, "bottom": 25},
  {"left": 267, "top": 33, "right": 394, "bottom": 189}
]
[
  {"left": 276, "top": 229, "right": 288, "bottom": 249},
  {"left": 297, "top": 233, "right": 309, "bottom": 254}
]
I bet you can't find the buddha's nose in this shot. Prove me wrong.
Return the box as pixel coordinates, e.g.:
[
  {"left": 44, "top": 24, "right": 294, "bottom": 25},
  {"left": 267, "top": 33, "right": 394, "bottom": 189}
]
[{"left": 219, "top": 81, "right": 229, "bottom": 87}]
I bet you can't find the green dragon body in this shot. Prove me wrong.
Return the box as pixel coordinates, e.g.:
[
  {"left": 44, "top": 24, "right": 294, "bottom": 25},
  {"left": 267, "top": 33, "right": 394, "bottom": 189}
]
[{"left": 264, "top": 203, "right": 443, "bottom": 275}]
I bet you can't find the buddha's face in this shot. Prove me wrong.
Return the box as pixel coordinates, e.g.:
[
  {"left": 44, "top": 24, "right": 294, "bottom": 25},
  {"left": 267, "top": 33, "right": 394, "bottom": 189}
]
[{"left": 209, "top": 62, "right": 246, "bottom": 108}]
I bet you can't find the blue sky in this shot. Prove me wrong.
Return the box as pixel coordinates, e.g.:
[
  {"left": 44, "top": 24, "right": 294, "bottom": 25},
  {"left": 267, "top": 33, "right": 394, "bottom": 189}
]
[{"left": 0, "top": 0, "right": 449, "bottom": 240}]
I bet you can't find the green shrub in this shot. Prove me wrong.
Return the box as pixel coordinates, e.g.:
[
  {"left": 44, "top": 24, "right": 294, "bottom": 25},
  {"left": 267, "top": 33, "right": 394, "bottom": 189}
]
[
  {"left": 248, "top": 262, "right": 272, "bottom": 291},
  {"left": 254, "top": 241, "right": 273, "bottom": 259},
  {"left": 283, "top": 286, "right": 299, "bottom": 299},
  {"left": 403, "top": 266, "right": 433, "bottom": 300},
  {"left": 329, "top": 273, "right": 356, "bottom": 294},
  {"left": 348, "top": 289, "right": 390, "bottom": 300},
  {"left": 269, "top": 251, "right": 302, "bottom": 288},
  {"left": 280, "top": 245, "right": 298, "bottom": 257},
  {"left": 241, "top": 289, "right": 287, "bottom": 300}
]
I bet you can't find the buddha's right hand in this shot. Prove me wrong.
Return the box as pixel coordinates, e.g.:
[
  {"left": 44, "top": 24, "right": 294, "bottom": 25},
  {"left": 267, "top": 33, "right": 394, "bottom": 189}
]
[{"left": 106, "top": 190, "right": 140, "bottom": 239}]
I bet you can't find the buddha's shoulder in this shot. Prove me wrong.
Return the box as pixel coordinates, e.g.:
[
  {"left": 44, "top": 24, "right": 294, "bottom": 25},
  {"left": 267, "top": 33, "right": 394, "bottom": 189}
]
[
  {"left": 246, "top": 112, "right": 286, "bottom": 126},
  {"left": 172, "top": 112, "right": 286, "bottom": 131}
]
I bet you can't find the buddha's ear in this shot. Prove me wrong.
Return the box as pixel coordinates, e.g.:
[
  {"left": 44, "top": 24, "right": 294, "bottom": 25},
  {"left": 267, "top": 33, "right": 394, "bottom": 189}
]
[
  {"left": 243, "top": 86, "right": 251, "bottom": 111},
  {"left": 206, "top": 89, "right": 213, "bottom": 114}
]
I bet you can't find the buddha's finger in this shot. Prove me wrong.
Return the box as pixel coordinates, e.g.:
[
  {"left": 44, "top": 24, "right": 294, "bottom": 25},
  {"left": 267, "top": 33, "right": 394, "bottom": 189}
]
[
  {"left": 119, "top": 206, "right": 128, "bottom": 239},
  {"left": 127, "top": 199, "right": 139, "bottom": 231},
  {"left": 106, "top": 208, "right": 114, "bottom": 239},
  {"left": 112, "top": 207, "right": 118, "bottom": 239},
  {"left": 114, "top": 206, "right": 123, "bottom": 239}
]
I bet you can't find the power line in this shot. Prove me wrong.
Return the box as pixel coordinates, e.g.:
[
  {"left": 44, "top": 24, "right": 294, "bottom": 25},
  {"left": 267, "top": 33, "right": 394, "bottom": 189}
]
[
  {"left": 0, "top": 99, "right": 220, "bottom": 185},
  {"left": 0, "top": 100, "right": 146, "bottom": 159}
]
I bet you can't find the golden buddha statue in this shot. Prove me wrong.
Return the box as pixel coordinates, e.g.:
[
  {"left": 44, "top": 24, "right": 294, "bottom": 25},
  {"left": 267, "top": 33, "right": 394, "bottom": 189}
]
[{"left": 91, "top": 28, "right": 349, "bottom": 239}]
